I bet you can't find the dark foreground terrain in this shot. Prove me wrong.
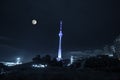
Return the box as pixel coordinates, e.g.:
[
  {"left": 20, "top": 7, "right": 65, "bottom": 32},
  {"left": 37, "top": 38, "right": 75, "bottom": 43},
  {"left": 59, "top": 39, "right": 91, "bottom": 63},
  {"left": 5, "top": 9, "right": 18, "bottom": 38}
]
[{"left": 0, "top": 67, "right": 120, "bottom": 80}]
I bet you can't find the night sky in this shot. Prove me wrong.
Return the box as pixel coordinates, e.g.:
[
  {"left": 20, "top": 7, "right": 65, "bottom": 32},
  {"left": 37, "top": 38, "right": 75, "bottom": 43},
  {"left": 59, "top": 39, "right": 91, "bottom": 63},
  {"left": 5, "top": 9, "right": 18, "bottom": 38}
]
[{"left": 0, "top": 0, "right": 120, "bottom": 62}]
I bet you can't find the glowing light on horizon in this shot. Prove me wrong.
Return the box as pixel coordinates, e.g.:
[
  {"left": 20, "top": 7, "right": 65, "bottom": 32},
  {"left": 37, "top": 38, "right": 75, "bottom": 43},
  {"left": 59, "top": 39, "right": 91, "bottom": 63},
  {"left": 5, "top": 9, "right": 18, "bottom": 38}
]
[
  {"left": 2, "top": 62, "right": 17, "bottom": 66},
  {"left": 32, "top": 64, "right": 47, "bottom": 68},
  {"left": 108, "top": 54, "right": 113, "bottom": 57},
  {"left": 1, "top": 57, "right": 22, "bottom": 67}
]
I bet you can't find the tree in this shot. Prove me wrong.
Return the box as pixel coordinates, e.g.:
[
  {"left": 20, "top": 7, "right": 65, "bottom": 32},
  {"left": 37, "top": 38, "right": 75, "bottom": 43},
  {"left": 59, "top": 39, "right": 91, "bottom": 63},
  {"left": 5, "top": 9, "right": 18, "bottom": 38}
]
[
  {"left": 51, "top": 58, "right": 63, "bottom": 67},
  {"left": 0, "top": 63, "right": 5, "bottom": 69},
  {"left": 32, "top": 55, "right": 41, "bottom": 62},
  {"left": 42, "top": 55, "right": 51, "bottom": 63}
]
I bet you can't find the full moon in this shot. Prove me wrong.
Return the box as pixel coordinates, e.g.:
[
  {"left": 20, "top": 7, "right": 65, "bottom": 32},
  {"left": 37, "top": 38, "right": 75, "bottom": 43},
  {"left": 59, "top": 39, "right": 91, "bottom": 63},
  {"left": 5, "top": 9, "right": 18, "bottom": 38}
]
[{"left": 32, "top": 19, "right": 37, "bottom": 25}]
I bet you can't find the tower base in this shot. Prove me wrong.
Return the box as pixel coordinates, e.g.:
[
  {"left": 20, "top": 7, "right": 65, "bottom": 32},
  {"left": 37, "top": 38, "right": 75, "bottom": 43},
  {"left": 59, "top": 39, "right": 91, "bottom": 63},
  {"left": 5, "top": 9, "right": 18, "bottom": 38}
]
[{"left": 56, "top": 57, "right": 62, "bottom": 61}]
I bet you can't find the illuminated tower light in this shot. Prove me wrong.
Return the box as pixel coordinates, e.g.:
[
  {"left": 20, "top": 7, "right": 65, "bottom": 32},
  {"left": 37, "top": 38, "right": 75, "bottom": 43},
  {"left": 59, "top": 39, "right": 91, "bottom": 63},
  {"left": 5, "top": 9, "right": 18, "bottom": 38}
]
[
  {"left": 57, "top": 21, "right": 63, "bottom": 61},
  {"left": 67, "top": 56, "right": 74, "bottom": 66},
  {"left": 16, "top": 57, "right": 22, "bottom": 64},
  {"left": 70, "top": 56, "right": 74, "bottom": 64}
]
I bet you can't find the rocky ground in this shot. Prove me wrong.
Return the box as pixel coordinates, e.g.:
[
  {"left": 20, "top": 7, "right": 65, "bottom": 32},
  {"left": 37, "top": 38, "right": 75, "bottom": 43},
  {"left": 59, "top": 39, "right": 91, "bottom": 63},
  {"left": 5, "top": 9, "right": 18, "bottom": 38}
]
[{"left": 0, "top": 67, "right": 120, "bottom": 80}]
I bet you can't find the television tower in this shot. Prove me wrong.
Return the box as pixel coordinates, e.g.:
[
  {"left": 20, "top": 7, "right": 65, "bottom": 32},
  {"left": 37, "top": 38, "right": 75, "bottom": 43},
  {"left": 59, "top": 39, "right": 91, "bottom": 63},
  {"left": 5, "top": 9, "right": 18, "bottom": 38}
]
[{"left": 57, "top": 21, "right": 63, "bottom": 61}]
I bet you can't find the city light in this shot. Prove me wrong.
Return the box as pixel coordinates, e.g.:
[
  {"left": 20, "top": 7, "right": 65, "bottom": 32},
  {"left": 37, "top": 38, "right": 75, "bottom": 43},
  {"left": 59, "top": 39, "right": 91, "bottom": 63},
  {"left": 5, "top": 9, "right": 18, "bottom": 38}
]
[
  {"left": 2, "top": 62, "right": 18, "bottom": 66},
  {"left": 108, "top": 54, "right": 113, "bottom": 57},
  {"left": 32, "top": 64, "right": 47, "bottom": 68},
  {"left": 1, "top": 57, "right": 22, "bottom": 67}
]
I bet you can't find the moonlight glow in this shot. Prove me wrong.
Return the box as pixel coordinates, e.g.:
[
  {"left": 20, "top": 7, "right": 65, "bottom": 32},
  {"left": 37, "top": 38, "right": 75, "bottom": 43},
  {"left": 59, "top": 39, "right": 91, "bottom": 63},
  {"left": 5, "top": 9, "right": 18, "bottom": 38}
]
[{"left": 32, "top": 19, "right": 37, "bottom": 25}]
